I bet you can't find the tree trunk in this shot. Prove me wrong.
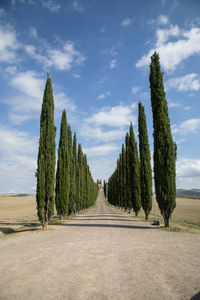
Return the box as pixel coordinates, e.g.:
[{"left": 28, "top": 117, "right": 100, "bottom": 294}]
[
  {"left": 145, "top": 211, "right": 149, "bottom": 220},
  {"left": 135, "top": 211, "right": 138, "bottom": 217},
  {"left": 42, "top": 221, "right": 47, "bottom": 230},
  {"left": 164, "top": 217, "right": 169, "bottom": 227}
]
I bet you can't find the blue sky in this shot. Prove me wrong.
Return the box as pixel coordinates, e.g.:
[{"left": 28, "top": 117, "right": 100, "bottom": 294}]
[{"left": 0, "top": 0, "right": 200, "bottom": 193}]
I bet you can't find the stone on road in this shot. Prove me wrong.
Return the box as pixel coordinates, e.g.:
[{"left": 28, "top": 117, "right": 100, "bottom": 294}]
[{"left": 0, "top": 190, "right": 199, "bottom": 300}]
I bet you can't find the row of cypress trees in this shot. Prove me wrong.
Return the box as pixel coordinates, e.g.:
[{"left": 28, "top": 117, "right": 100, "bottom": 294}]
[
  {"left": 36, "top": 75, "right": 98, "bottom": 228},
  {"left": 108, "top": 52, "right": 176, "bottom": 227},
  {"left": 107, "top": 104, "right": 152, "bottom": 220},
  {"left": 55, "top": 109, "right": 98, "bottom": 219}
]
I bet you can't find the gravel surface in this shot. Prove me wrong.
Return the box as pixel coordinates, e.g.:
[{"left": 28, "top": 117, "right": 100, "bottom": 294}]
[{"left": 0, "top": 191, "right": 199, "bottom": 300}]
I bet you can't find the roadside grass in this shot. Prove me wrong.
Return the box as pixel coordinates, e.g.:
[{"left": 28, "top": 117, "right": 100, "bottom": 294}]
[
  {"left": 0, "top": 200, "right": 97, "bottom": 238},
  {"left": 136, "top": 210, "right": 200, "bottom": 234},
  {"left": 105, "top": 198, "right": 200, "bottom": 234}
]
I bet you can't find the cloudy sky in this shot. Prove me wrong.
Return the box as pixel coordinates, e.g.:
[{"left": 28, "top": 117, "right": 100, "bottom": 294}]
[{"left": 0, "top": 0, "right": 200, "bottom": 193}]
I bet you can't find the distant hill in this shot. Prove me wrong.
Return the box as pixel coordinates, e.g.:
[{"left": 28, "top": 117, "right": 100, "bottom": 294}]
[{"left": 176, "top": 189, "right": 200, "bottom": 199}]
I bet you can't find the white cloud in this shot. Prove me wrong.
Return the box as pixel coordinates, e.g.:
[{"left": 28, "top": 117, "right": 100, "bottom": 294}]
[
  {"left": 6, "top": 71, "right": 76, "bottom": 124},
  {"left": 88, "top": 156, "right": 116, "bottom": 182},
  {"left": 102, "top": 46, "right": 117, "bottom": 56},
  {"left": 54, "top": 92, "right": 76, "bottom": 113},
  {"left": 29, "top": 27, "right": 38, "bottom": 38},
  {"left": 80, "top": 125, "right": 126, "bottom": 142},
  {"left": 83, "top": 143, "right": 119, "bottom": 157},
  {"left": 72, "top": 73, "right": 81, "bottom": 78},
  {"left": 10, "top": 70, "right": 44, "bottom": 100},
  {"left": 172, "top": 119, "right": 200, "bottom": 135},
  {"left": 72, "top": 1, "right": 84, "bottom": 13},
  {"left": 175, "top": 138, "right": 186, "bottom": 145},
  {"left": 48, "top": 42, "right": 86, "bottom": 70},
  {"left": 24, "top": 44, "right": 48, "bottom": 65},
  {"left": 97, "top": 93, "right": 106, "bottom": 99},
  {"left": 98, "top": 75, "right": 108, "bottom": 84},
  {"left": 0, "top": 126, "right": 36, "bottom": 192},
  {"left": 166, "top": 73, "right": 200, "bottom": 91},
  {"left": 12, "top": 0, "right": 35, "bottom": 5},
  {"left": 6, "top": 71, "right": 44, "bottom": 123},
  {"left": 85, "top": 103, "right": 136, "bottom": 128},
  {"left": 110, "top": 59, "right": 117, "bottom": 69},
  {"left": 9, "top": 113, "right": 31, "bottom": 125},
  {"left": 100, "top": 27, "right": 105, "bottom": 33},
  {"left": 0, "top": 126, "right": 37, "bottom": 155},
  {"left": 42, "top": 0, "right": 61, "bottom": 12},
  {"left": 148, "top": 14, "right": 169, "bottom": 26},
  {"left": 176, "top": 158, "right": 200, "bottom": 189},
  {"left": 25, "top": 41, "right": 86, "bottom": 71},
  {"left": 97, "top": 91, "right": 111, "bottom": 99},
  {"left": 136, "top": 26, "right": 200, "bottom": 72},
  {"left": 0, "top": 24, "right": 19, "bottom": 64},
  {"left": 177, "top": 158, "right": 200, "bottom": 178},
  {"left": 121, "top": 18, "right": 132, "bottom": 27},
  {"left": 168, "top": 101, "right": 180, "bottom": 108},
  {"left": 131, "top": 86, "right": 140, "bottom": 94},
  {"left": 5, "top": 66, "right": 17, "bottom": 75},
  {"left": 158, "top": 14, "right": 169, "bottom": 25},
  {"left": 184, "top": 106, "right": 191, "bottom": 111}
]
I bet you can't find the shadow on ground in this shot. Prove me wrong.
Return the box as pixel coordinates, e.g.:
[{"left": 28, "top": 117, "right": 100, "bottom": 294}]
[
  {"left": 0, "top": 227, "right": 39, "bottom": 235},
  {"left": 190, "top": 291, "right": 200, "bottom": 300},
  {"left": 72, "top": 218, "right": 136, "bottom": 222},
  {"left": 60, "top": 223, "right": 153, "bottom": 230}
]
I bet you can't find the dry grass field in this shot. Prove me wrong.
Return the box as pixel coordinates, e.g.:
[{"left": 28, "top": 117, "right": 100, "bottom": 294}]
[
  {"left": 151, "top": 197, "right": 200, "bottom": 226},
  {"left": 0, "top": 194, "right": 200, "bottom": 237},
  {"left": 0, "top": 194, "right": 38, "bottom": 236}
]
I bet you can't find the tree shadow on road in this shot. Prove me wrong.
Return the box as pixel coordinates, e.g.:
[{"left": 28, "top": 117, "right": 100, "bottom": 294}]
[
  {"left": 73, "top": 218, "right": 137, "bottom": 222},
  {"left": 83, "top": 214, "right": 131, "bottom": 218},
  {"left": 0, "top": 222, "right": 38, "bottom": 226},
  {"left": 0, "top": 222, "right": 40, "bottom": 236},
  {"left": 0, "top": 227, "right": 39, "bottom": 235},
  {"left": 62, "top": 223, "right": 154, "bottom": 230}
]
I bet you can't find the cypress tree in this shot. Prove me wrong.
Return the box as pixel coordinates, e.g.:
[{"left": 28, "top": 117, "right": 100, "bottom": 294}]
[
  {"left": 67, "top": 125, "right": 73, "bottom": 216},
  {"left": 149, "top": 52, "right": 176, "bottom": 227},
  {"left": 78, "top": 143, "right": 83, "bottom": 210},
  {"left": 138, "top": 102, "right": 152, "bottom": 220},
  {"left": 73, "top": 132, "right": 78, "bottom": 214},
  {"left": 36, "top": 74, "right": 56, "bottom": 228},
  {"left": 55, "top": 110, "right": 69, "bottom": 218},
  {"left": 129, "top": 122, "right": 141, "bottom": 216},
  {"left": 83, "top": 154, "right": 88, "bottom": 209},
  {"left": 125, "top": 132, "right": 132, "bottom": 212},
  {"left": 118, "top": 154, "right": 123, "bottom": 208},
  {"left": 103, "top": 180, "right": 106, "bottom": 198},
  {"left": 121, "top": 144, "right": 127, "bottom": 210}
]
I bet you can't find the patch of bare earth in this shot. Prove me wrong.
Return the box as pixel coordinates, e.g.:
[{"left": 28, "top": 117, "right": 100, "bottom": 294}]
[{"left": 0, "top": 191, "right": 200, "bottom": 299}]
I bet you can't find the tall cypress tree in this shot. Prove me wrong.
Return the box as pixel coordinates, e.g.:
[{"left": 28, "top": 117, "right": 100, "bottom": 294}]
[
  {"left": 67, "top": 125, "right": 73, "bottom": 216},
  {"left": 36, "top": 74, "right": 56, "bottom": 228},
  {"left": 55, "top": 110, "right": 69, "bottom": 218},
  {"left": 125, "top": 132, "right": 132, "bottom": 212},
  {"left": 129, "top": 122, "right": 141, "bottom": 216},
  {"left": 149, "top": 52, "right": 176, "bottom": 227},
  {"left": 73, "top": 132, "right": 78, "bottom": 214},
  {"left": 138, "top": 102, "right": 152, "bottom": 220},
  {"left": 103, "top": 180, "right": 106, "bottom": 198},
  {"left": 78, "top": 143, "right": 83, "bottom": 210},
  {"left": 121, "top": 144, "right": 127, "bottom": 210}
]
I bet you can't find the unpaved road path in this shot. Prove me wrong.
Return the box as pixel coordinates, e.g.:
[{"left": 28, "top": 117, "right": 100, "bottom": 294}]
[{"left": 0, "top": 191, "right": 200, "bottom": 300}]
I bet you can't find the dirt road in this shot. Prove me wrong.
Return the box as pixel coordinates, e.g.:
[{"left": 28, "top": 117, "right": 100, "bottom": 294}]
[{"left": 0, "top": 191, "right": 199, "bottom": 300}]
